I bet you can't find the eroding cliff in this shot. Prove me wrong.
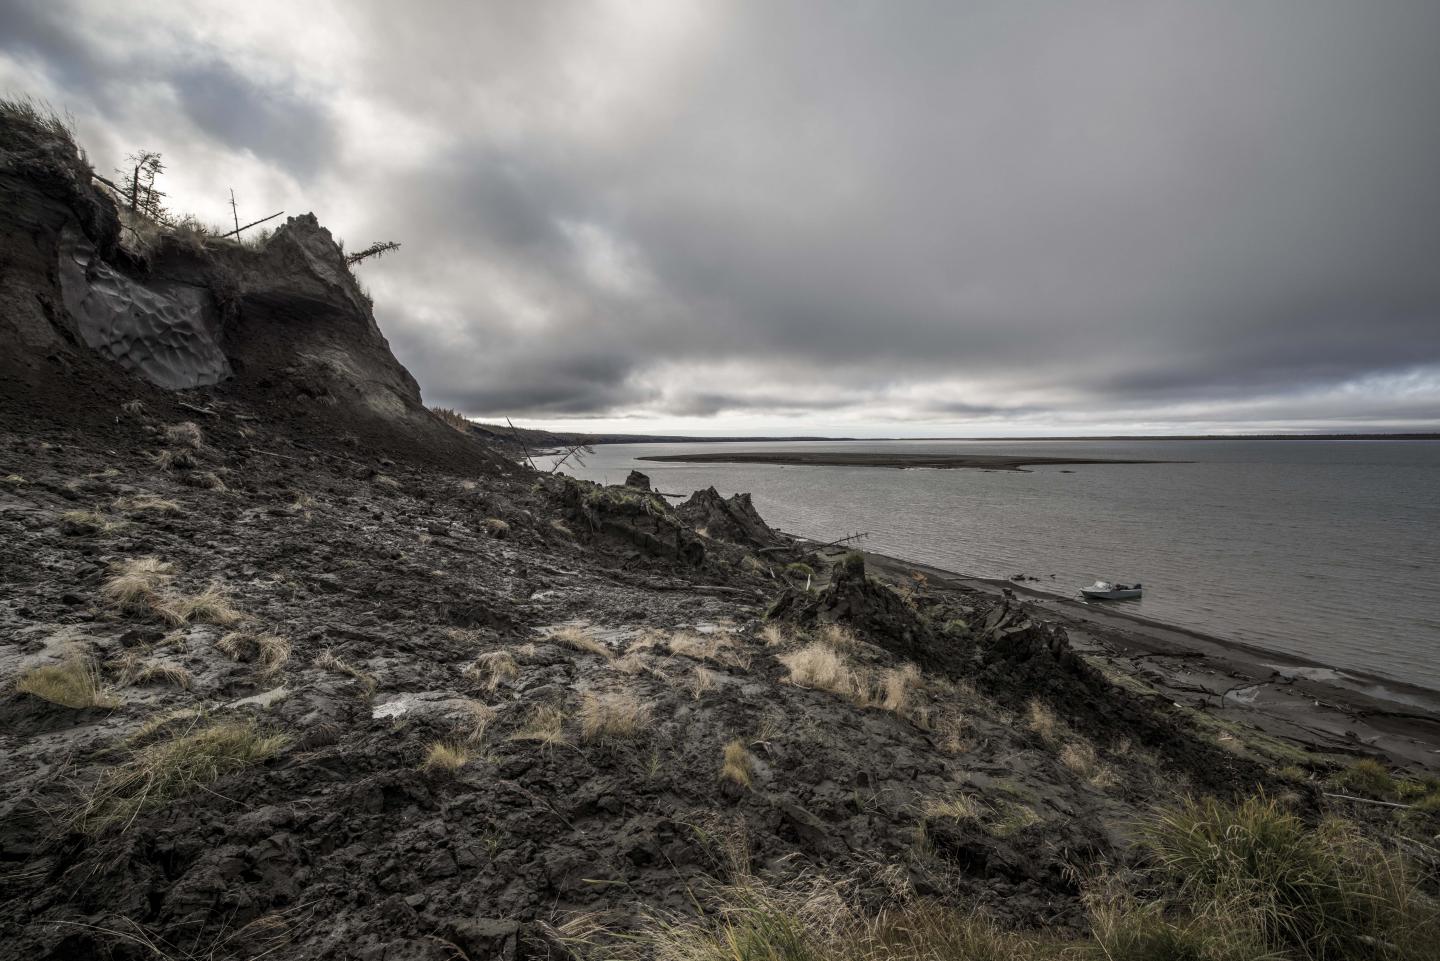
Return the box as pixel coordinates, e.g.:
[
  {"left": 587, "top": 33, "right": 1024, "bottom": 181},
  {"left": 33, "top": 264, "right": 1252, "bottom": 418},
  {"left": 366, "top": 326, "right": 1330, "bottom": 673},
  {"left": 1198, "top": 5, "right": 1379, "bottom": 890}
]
[{"left": 0, "top": 106, "right": 496, "bottom": 470}]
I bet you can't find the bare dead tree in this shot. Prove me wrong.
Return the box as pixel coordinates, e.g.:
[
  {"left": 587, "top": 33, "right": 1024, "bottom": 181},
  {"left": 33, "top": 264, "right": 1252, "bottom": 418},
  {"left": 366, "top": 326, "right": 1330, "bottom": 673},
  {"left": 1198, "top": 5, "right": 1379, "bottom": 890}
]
[
  {"left": 505, "top": 417, "right": 537, "bottom": 470},
  {"left": 345, "top": 241, "right": 402, "bottom": 266},
  {"left": 229, "top": 188, "right": 241, "bottom": 236},
  {"left": 548, "top": 439, "right": 597, "bottom": 474},
  {"left": 117, "top": 151, "right": 166, "bottom": 220}
]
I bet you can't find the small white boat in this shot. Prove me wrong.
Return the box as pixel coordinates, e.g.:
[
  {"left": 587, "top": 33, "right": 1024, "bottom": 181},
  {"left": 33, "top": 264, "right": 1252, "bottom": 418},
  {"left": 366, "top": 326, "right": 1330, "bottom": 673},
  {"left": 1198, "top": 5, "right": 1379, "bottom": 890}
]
[{"left": 1080, "top": 580, "right": 1142, "bottom": 600}]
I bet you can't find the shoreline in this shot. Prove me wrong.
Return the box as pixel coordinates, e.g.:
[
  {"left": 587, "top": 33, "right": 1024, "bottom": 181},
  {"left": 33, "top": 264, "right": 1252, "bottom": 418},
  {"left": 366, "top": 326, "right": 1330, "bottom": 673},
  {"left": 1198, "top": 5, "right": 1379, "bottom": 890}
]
[
  {"left": 639, "top": 451, "right": 1172, "bottom": 470},
  {"left": 797, "top": 538, "right": 1440, "bottom": 773}
]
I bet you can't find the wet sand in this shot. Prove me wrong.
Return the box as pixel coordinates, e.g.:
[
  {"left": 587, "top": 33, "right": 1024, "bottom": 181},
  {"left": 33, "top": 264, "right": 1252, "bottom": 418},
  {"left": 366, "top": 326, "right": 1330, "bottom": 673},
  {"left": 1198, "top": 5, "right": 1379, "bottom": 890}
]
[
  {"left": 836, "top": 544, "right": 1440, "bottom": 774},
  {"left": 640, "top": 451, "right": 1167, "bottom": 470}
]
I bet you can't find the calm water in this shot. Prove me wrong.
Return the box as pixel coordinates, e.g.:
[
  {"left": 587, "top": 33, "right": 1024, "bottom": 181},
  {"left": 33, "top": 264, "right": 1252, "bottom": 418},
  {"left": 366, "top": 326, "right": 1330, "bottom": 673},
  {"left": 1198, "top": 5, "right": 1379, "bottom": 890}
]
[{"left": 542, "top": 439, "right": 1440, "bottom": 690}]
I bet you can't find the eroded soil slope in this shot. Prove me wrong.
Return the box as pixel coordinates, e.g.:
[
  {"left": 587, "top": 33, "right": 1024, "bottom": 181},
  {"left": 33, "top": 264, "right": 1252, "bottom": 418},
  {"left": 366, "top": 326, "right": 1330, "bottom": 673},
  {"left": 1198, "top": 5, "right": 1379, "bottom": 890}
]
[{"left": 0, "top": 391, "right": 1297, "bottom": 961}]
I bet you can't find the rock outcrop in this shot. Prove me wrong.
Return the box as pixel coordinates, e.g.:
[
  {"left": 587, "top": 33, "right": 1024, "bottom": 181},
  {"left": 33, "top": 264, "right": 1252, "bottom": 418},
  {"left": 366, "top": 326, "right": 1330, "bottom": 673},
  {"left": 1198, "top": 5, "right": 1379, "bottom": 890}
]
[
  {"left": 676, "top": 486, "right": 780, "bottom": 548},
  {"left": 769, "top": 552, "right": 957, "bottom": 672}
]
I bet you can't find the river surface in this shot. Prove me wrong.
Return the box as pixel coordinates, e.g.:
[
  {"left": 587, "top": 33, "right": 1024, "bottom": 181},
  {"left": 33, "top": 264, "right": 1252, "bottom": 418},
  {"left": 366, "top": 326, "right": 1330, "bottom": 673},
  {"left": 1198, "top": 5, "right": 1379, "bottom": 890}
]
[{"left": 541, "top": 439, "right": 1440, "bottom": 690}]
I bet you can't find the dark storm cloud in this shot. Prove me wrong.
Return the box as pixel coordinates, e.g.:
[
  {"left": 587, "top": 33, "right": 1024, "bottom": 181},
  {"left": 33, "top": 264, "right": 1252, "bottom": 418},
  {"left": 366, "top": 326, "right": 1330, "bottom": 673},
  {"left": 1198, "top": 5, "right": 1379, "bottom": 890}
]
[
  {"left": 5, "top": 0, "right": 1440, "bottom": 431},
  {"left": 169, "top": 60, "right": 334, "bottom": 177},
  {"left": 0, "top": 0, "right": 336, "bottom": 178}
]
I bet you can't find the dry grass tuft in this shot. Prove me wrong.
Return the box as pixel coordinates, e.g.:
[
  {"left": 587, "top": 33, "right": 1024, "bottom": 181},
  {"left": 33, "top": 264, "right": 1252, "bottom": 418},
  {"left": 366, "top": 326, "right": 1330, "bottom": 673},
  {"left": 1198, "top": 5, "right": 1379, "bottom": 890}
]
[
  {"left": 880, "top": 663, "right": 922, "bottom": 714},
  {"left": 16, "top": 657, "right": 119, "bottom": 708},
  {"left": 689, "top": 666, "right": 719, "bottom": 699},
  {"left": 779, "top": 642, "right": 860, "bottom": 701},
  {"left": 1025, "top": 699, "right": 1065, "bottom": 745},
  {"left": 817, "top": 622, "right": 862, "bottom": 652},
  {"left": 422, "top": 740, "right": 472, "bottom": 772},
  {"left": 989, "top": 800, "right": 1043, "bottom": 837},
  {"left": 611, "top": 652, "right": 651, "bottom": 675},
  {"left": 1059, "top": 741, "right": 1118, "bottom": 790},
  {"left": 720, "top": 738, "right": 755, "bottom": 788},
  {"left": 164, "top": 422, "right": 204, "bottom": 448},
  {"left": 934, "top": 713, "right": 971, "bottom": 754},
  {"left": 112, "top": 494, "right": 184, "bottom": 515},
  {"left": 759, "top": 623, "right": 788, "bottom": 647},
  {"left": 373, "top": 474, "right": 402, "bottom": 491},
  {"left": 60, "top": 509, "right": 125, "bottom": 535},
  {"left": 483, "top": 517, "right": 510, "bottom": 537},
  {"left": 101, "top": 556, "right": 173, "bottom": 613},
  {"left": 509, "top": 704, "right": 568, "bottom": 748},
  {"left": 579, "top": 692, "right": 651, "bottom": 743},
  {"left": 179, "top": 470, "right": 227, "bottom": 491},
  {"left": 551, "top": 625, "right": 613, "bottom": 659},
  {"left": 156, "top": 583, "right": 243, "bottom": 626},
  {"left": 550, "top": 519, "right": 574, "bottom": 537},
  {"left": 666, "top": 631, "right": 751, "bottom": 669},
  {"left": 254, "top": 634, "right": 290, "bottom": 676},
  {"left": 465, "top": 650, "right": 520, "bottom": 690},
  {"left": 150, "top": 448, "right": 198, "bottom": 471},
  {"left": 217, "top": 631, "right": 291, "bottom": 677},
  {"left": 458, "top": 701, "right": 496, "bottom": 743},
  {"left": 1333, "top": 758, "right": 1398, "bottom": 799},
  {"left": 114, "top": 654, "right": 192, "bottom": 690},
  {"left": 922, "top": 792, "right": 986, "bottom": 822},
  {"left": 313, "top": 649, "right": 378, "bottom": 696},
  {"left": 76, "top": 718, "right": 288, "bottom": 833}
]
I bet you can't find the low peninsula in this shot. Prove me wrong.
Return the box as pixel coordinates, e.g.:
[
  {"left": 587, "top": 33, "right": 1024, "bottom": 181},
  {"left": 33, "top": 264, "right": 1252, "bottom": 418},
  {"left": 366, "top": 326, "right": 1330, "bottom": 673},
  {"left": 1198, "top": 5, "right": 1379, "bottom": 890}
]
[{"left": 638, "top": 451, "right": 1170, "bottom": 470}]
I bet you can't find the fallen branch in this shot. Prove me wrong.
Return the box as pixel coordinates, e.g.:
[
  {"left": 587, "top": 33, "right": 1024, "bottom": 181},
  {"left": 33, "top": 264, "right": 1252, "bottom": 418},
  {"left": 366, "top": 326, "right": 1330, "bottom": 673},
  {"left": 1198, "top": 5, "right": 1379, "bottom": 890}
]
[
  {"left": 91, "top": 173, "right": 124, "bottom": 194},
  {"left": 505, "top": 418, "right": 536, "bottom": 471},
  {"left": 806, "top": 532, "right": 872, "bottom": 552},
  {"left": 548, "top": 441, "right": 596, "bottom": 474},
  {"left": 345, "top": 241, "right": 402, "bottom": 265},
  {"left": 1323, "top": 792, "right": 1412, "bottom": 810},
  {"left": 246, "top": 447, "right": 306, "bottom": 463},
  {"left": 217, "top": 210, "right": 283, "bottom": 239}
]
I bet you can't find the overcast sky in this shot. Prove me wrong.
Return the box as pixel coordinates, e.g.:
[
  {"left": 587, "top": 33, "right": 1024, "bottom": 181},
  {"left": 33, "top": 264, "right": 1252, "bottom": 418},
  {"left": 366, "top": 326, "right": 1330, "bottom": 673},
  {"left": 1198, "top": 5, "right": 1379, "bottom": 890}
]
[{"left": 4, "top": 1, "right": 1439, "bottom": 435}]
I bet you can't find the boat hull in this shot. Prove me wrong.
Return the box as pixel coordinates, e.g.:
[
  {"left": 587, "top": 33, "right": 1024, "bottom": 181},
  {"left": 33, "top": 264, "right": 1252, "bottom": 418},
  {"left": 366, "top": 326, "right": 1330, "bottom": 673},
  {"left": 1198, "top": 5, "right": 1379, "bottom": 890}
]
[{"left": 1081, "top": 589, "right": 1142, "bottom": 600}]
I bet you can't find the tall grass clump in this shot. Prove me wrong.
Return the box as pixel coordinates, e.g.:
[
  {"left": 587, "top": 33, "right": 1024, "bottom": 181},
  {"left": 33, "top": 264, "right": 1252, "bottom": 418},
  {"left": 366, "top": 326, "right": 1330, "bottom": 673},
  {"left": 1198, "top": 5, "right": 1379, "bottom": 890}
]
[
  {"left": 155, "top": 583, "right": 243, "bottom": 626},
  {"left": 101, "top": 556, "right": 174, "bottom": 614},
  {"left": 578, "top": 692, "right": 651, "bottom": 743},
  {"left": 422, "top": 740, "right": 472, "bottom": 772},
  {"left": 76, "top": 719, "right": 288, "bottom": 833},
  {"left": 720, "top": 738, "right": 756, "bottom": 789},
  {"left": 1332, "top": 758, "right": 1397, "bottom": 800},
  {"left": 1143, "top": 794, "right": 1435, "bottom": 960},
  {"left": 16, "top": 657, "right": 119, "bottom": 709},
  {"left": 779, "top": 642, "right": 858, "bottom": 700},
  {"left": 551, "top": 625, "right": 613, "bottom": 660},
  {"left": 0, "top": 96, "right": 78, "bottom": 146}
]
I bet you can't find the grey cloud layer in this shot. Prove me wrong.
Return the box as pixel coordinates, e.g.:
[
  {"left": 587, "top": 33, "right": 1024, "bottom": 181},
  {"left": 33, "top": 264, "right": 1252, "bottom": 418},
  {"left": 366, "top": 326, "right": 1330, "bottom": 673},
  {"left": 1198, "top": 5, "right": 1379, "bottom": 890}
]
[{"left": 4, "top": 0, "right": 1439, "bottom": 431}]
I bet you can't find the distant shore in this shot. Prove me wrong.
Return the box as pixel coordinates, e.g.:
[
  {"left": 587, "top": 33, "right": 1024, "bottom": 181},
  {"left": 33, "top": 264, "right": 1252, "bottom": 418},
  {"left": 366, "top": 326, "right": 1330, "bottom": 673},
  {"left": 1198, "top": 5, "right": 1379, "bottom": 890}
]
[{"left": 638, "top": 451, "right": 1169, "bottom": 470}]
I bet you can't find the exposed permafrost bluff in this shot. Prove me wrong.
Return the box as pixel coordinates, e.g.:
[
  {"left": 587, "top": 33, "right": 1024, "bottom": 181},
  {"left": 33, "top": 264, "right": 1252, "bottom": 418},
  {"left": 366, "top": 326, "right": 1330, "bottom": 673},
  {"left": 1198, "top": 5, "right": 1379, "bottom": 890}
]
[{"left": 3, "top": 4, "right": 1440, "bottom": 957}]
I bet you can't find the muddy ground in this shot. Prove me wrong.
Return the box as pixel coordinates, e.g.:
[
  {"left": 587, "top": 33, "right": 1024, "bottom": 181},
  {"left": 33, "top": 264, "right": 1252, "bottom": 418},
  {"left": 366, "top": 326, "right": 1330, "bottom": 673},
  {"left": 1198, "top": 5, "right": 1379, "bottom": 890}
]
[{"left": 2, "top": 391, "right": 1437, "bottom": 961}]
